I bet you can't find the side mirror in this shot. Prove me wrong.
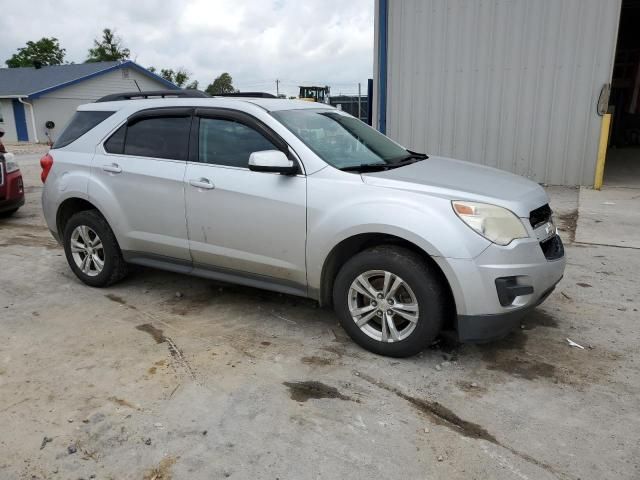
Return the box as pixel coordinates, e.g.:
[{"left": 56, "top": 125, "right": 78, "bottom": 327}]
[{"left": 248, "top": 150, "right": 297, "bottom": 175}]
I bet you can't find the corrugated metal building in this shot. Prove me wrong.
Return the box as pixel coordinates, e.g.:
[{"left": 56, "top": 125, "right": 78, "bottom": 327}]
[
  {"left": 374, "top": 0, "right": 639, "bottom": 186},
  {"left": 0, "top": 61, "right": 177, "bottom": 144}
]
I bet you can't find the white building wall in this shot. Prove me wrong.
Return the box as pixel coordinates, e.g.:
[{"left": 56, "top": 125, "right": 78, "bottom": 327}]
[
  {"left": 32, "top": 68, "right": 169, "bottom": 143},
  {"left": 378, "top": 0, "right": 622, "bottom": 185}
]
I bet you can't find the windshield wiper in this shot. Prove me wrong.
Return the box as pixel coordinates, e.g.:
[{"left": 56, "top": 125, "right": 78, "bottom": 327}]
[
  {"left": 340, "top": 163, "right": 392, "bottom": 172},
  {"left": 391, "top": 150, "right": 429, "bottom": 163},
  {"left": 340, "top": 151, "right": 429, "bottom": 172}
]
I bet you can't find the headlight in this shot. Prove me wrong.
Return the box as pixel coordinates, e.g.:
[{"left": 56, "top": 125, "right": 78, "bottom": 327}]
[
  {"left": 4, "top": 153, "right": 19, "bottom": 174},
  {"left": 452, "top": 201, "right": 528, "bottom": 246}
]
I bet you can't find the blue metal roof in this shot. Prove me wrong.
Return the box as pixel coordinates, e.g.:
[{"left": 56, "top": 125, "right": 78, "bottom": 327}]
[{"left": 0, "top": 60, "right": 178, "bottom": 98}]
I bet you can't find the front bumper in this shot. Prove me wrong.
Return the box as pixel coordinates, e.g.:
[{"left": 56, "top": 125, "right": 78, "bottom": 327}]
[
  {"left": 435, "top": 234, "right": 566, "bottom": 342},
  {"left": 456, "top": 278, "right": 560, "bottom": 342}
]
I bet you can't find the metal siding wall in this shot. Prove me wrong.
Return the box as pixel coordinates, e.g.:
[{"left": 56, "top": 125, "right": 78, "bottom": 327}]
[{"left": 384, "top": 0, "right": 622, "bottom": 186}]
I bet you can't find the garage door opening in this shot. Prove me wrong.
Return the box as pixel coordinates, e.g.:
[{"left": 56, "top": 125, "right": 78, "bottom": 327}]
[{"left": 604, "top": 0, "right": 640, "bottom": 187}]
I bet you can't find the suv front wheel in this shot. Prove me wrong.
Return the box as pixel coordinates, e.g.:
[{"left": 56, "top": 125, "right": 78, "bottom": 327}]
[
  {"left": 62, "top": 210, "right": 127, "bottom": 287},
  {"left": 333, "top": 246, "right": 445, "bottom": 357}
]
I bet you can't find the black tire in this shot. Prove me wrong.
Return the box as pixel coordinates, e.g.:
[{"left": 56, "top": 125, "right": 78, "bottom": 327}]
[
  {"left": 333, "top": 246, "right": 445, "bottom": 357},
  {"left": 0, "top": 208, "right": 19, "bottom": 218},
  {"left": 62, "top": 210, "right": 127, "bottom": 287}
]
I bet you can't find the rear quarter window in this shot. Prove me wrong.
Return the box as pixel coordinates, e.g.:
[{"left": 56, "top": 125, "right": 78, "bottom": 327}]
[{"left": 54, "top": 111, "right": 115, "bottom": 149}]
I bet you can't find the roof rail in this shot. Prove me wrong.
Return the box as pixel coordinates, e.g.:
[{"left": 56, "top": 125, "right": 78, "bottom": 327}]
[
  {"left": 95, "top": 90, "right": 210, "bottom": 103},
  {"left": 215, "top": 92, "right": 278, "bottom": 98}
]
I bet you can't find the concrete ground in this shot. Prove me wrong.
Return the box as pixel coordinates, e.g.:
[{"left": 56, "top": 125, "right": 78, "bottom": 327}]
[{"left": 1, "top": 154, "right": 639, "bottom": 480}]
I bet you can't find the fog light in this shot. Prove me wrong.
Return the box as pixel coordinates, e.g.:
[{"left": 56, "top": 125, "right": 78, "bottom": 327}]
[{"left": 495, "top": 277, "right": 534, "bottom": 306}]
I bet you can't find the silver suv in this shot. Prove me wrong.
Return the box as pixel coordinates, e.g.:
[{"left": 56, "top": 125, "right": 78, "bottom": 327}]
[{"left": 41, "top": 90, "right": 565, "bottom": 357}]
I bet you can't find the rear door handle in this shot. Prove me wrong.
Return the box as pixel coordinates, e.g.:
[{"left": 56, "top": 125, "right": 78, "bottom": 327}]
[
  {"left": 189, "top": 178, "right": 215, "bottom": 190},
  {"left": 102, "top": 163, "right": 122, "bottom": 174}
]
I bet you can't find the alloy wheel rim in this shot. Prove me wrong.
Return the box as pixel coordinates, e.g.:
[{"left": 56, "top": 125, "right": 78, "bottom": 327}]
[
  {"left": 348, "top": 270, "right": 419, "bottom": 343},
  {"left": 70, "top": 225, "right": 104, "bottom": 277}
]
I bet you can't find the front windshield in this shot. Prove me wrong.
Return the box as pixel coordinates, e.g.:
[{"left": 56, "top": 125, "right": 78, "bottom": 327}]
[{"left": 271, "top": 109, "right": 410, "bottom": 170}]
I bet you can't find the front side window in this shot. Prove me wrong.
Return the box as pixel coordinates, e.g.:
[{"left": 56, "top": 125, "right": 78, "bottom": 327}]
[
  {"left": 124, "top": 116, "right": 190, "bottom": 160},
  {"left": 198, "top": 118, "right": 276, "bottom": 168},
  {"left": 271, "top": 109, "right": 411, "bottom": 170}
]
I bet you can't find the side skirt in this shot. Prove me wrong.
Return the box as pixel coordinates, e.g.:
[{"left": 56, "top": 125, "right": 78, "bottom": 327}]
[{"left": 122, "top": 251, "right": 308, "bottom": 298}]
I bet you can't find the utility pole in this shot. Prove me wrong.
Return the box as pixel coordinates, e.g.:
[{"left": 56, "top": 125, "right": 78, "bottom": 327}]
[
  {"left": 276, "top": 79, "right": 280, "bottom": 97},
  {"left": 358, "top": 82, "right": 362, "bottom": 120}
]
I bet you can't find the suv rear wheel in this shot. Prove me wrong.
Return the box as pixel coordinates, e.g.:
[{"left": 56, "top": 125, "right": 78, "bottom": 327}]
[
  {"left": 62, "top": 210, "right": 127, "bottom": 287},
  {"left": 333, "top": 246, "right": 445, "bottom": 357}
]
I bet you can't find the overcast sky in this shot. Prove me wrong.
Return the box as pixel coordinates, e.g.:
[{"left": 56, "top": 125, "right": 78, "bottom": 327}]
[{"left": 0, "top": 0, "right": 374, "bottom": 97}]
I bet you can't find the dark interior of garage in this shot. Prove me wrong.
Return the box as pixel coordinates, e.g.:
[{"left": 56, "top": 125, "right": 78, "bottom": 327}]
[{"left": 605, "top": 0, "right": 640, "bottom": 186}]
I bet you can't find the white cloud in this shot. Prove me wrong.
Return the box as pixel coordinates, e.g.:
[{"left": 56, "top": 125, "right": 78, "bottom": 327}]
[{"left": 0, "top": 0, "right": 374, "bottom": 96}]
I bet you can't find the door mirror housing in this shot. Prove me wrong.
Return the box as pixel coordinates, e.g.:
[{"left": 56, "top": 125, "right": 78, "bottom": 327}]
[{"left": 248, "top": 150, "right": 297, "bottom": 175}]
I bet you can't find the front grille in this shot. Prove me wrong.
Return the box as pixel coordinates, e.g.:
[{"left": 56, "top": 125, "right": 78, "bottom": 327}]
[
  {"left": 529, "top": 204, "right": 552, "bottom": 228},
  {"left": 540, "top": 235, "right": 564, "bottom": 260}
]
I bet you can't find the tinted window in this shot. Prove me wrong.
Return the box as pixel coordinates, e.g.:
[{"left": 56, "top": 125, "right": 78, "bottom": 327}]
[
  {"left": 124, "top": 116, "right": 191, "bottom": 160},
  {"left": 54, "top": 111, "right": 115, "bottom": 149},
  {"left": 104, "top": 125, "right": 126, "bottom": 154},
  {"left": 199, "top": 118, "right": 276, "bottom": 167}
]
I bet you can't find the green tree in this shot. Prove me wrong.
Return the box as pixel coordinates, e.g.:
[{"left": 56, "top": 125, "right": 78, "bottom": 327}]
[
  {"left": 160, "top": 68, "right": 191, "bottom": 87},
  {"left": 86, "top": 28, "right": 130, "bottom": 63},
  {"left": 205, "top": 72, "right": 237, "bottom": 95},
  {"left": 148, "top": 67, "right": 199, "bottom": 89},
  {"left": 5, "top": 37, "right": 66, "bottom": 68}
]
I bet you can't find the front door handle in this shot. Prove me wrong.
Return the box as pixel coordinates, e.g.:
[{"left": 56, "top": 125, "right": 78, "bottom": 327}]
[
  {"left": 102, "top": 163, "right": 122, "bottom": 174},
  {"left": 189, "top": 178, "right": 215, "bottom": 190}
]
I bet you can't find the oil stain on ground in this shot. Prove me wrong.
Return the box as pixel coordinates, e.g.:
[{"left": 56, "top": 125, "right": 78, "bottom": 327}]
[
  {"left": 108, "top": 396, "right": 139, "bottom": 410},
  {"left": 359, "top": 373, "right": 497, "bottom": 442},
  {"left": 0, "top": 234, "right": 59, "bottom": 249},
  {"left": 105, "top": 294, "right": 140, "bottom": 314},
  {"left": 478, "top": 333, "right": 556, "bottom": 381},
  {"left": 359, "top": 373, "right": 568, "bottom": 479},
  {"left": 284, "top": 381, "right": 354, "bottom": 402},
  {"left": 136, "top": 323, "right": 197, "bottom": 381},
  {"left": 136, "top": 323, "right": 166, "bottom": 343},
  {"left": 143, "top": 456, "right": 176, "bottom": 480},
  {"left": 521, "top": 310, "right": 559, "bottom": 329},
  {"left": 556, "top": 209, "right": 578, "bottom": 243},
  {"left": 301, "top": 356, "right": 335, "bottom": 366}
]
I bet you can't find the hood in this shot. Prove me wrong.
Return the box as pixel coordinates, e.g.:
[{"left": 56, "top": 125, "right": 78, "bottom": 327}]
[{"left": 361, "top": 155, "right": 548, "bottom": 217}]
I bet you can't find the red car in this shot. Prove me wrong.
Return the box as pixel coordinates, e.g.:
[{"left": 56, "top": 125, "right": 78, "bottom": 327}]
[{"left": 0, "top": 153, "right": 25, "bottom": 217}]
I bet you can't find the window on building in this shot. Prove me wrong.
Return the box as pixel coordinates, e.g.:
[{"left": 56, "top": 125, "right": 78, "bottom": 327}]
[{"left": 198, "top": 118, "right": 276, "bottom": 167}]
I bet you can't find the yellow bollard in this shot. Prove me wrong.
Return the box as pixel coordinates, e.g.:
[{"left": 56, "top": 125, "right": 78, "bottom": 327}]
[{"left": 594, "top": 113, "right": 612, "bottom": 190}]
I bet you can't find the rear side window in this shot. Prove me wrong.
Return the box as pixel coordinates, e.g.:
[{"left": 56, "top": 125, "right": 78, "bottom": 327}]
[
  {"left": 54, "top": 111, "right": 115, "bottom": 149},
  {"left": 199, "top": 118, "right": 276, "bottom": 167},
  {"left": 124, "top": 116, "right": 190, "bottom": 160},
  {"left": 104, "top": 125, "right": 126, "bottom": 154}
]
